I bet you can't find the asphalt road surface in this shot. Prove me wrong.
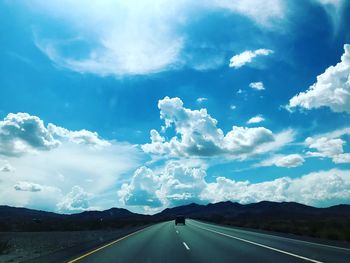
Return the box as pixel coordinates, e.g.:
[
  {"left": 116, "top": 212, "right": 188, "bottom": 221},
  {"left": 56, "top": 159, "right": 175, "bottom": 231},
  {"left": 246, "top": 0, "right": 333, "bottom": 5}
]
[{"left": 67, "top": 220, "right": 350, "bottom": 263}]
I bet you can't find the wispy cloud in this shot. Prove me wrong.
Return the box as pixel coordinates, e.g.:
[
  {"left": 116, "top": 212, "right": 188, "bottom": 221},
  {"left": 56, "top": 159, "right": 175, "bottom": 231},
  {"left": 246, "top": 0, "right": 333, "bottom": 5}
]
[
  {"left": 27, "top": 0, "right": 284, "bottom": 77},
  {"left": 258, "top": 154, "right": 305, "bottom": 168},
  {"left": 0, "top": 112, "right": 143, "bottom": 212},
  {"left": 196, "top": 97, "right": 208, "bottom": 103}
]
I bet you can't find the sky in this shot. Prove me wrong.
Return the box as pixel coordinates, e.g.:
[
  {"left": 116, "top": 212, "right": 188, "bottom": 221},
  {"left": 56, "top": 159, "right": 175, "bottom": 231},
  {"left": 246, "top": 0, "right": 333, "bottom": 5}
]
[{"left": 0, "top": 0, "right": 350, "bottom": 214}]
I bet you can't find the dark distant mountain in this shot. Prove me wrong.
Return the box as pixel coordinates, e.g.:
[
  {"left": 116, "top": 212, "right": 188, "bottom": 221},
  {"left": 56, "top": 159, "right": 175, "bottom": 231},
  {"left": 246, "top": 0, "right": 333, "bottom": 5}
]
[
  {"left": 155, "top": 201, "right": 350, "bottom": 241},
  {"left": 0, "top": 205, "right": 64, "bottom": 219},
  {"left": 0, "top": 205, "right": 151, "bottom": 231},
  {"left": 71, "top": 207, "right": 144, "bottom": 220},
  {"left": 155, "top": 201, "right": 350, "bottom": 219},
  {"left": 1, "top": 201, "right": 350, "bottom": 233}
]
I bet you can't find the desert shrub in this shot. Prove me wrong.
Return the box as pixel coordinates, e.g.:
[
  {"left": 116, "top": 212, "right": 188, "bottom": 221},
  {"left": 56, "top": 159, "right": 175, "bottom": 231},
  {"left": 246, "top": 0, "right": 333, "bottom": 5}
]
[{"left": 0, "top": 239, "right": 10, "bottom": 255}]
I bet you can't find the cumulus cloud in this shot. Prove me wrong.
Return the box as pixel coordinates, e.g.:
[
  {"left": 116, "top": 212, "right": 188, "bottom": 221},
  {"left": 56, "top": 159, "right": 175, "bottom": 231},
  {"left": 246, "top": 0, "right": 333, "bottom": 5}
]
[
  {"left": 201, "top": 169, "right": 350, "bottom": 207},
  {"left": 0, "top": 113, "right": 60, "bottom": 156},
  {"left": 14, "top": 181, "right": 42, "bottom": 192},
  {"left": 259, "top": 154, "right": 305, "bottom": 168},
  {"left": 142, "top": 97, "right": 291, "bottom": 159},
  {"left": 119, "top": 162, "right": 350, "bottom": 212},
  {"left": 0, "top": 141, "right": 142, "bottom": 212},
  {"left": 57, "top": 186, "right": 90, "bottom": 213},
  {"left": 306, "top": 137, "right": 344, "bottom": 157},
  {"left": 332, "top": 153, "right": 350, "bottom": 163},
  {"left": 305, "top": 136, "right": 350, "bottom": 163},
  {"left": 48, "top": 124, "right": 110, "bottom": 147},
  {"left": 118, "top": 161, "right": 207, "bottom": 209},
  {"left": 0, "top": 113, "right": 111, "bottom": 157},
  {"left": 247, "top": 115, "right": 265, "bottom": 124},
  {"left": 288, "top": 44, "right": 350, "bottom": 114},
  {"left": 249, "top": 81, "right": 265, "bottom": 90},
  {"left": 0, "top": 112, "right": 143, "bottom": 212},
  {"left": 118, "top": 166, "right": 162, "bottom": 208},
  {"left": 229, "top": 49, "right": 273, "bottom": 69}
]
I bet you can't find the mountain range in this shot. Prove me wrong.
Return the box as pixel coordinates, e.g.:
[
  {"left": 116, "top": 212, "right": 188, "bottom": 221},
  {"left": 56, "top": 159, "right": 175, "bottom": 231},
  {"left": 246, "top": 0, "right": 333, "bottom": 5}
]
[{"left": 1, "top": 201, "right": 350, "bottom": 233}]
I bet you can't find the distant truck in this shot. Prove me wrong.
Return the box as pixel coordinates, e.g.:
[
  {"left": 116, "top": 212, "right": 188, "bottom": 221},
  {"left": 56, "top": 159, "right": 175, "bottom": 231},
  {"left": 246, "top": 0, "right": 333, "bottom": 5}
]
[{"left": 175, "top": 215, "right": 186, "bottom": 225}]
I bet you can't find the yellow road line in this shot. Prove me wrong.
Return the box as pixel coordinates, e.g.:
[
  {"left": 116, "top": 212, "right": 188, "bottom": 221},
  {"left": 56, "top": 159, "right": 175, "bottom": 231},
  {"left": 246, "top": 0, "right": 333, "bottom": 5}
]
[{"left": 67, "top": 225, "right": 154, "bottom": 263}]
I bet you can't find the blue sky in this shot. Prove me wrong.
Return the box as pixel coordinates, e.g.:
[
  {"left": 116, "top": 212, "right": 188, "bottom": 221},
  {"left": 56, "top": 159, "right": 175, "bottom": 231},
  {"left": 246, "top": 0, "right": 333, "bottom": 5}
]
[{"left": 0, "top": 0, "right": 350, "bottom": 214}]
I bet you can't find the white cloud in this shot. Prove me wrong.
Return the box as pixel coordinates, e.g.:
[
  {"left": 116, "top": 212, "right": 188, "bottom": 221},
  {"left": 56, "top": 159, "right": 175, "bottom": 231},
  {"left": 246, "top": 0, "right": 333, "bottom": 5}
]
[
  {"left": 0, "top": 113, "right": 111, "bottom": 158},
  {"left": 201, "top": 169, "right": 350, "bottom": 207},
  {"left": 142, "top": 97, "right": 291, "bottom": 159},
  {"left": 303, "top": 127, "right": 350, "bottom": 164},
  {"left": 305, "top": 136, "right": 350, "bottom": 164},
  {"left": 314, "top": 0, "right": 346, "bottom": 29},
  {"left": 31, "top": 0, "right": 185, "bottom": 76},
  {"left": 0, "top": 141, "right": 142, "bottom": 212},
  {"left": 18, "top": 1, "right": 345, "bottom": 77},
  {"left": 48, "top": 124, "right": 110, "bottom": 147},
  {"left": 14, "top": 181, "right": 42, "bottom": 192},
  {"left": 247, "top": 115, "right": 265, "bottom": 124},
  {"left": 259, "top": 154, "right": 305, "bottom": 168},
  {"left": 0, "top": 113, "right": 60, "bottom": 157},
  {"left": 320, "top": 126, "right": 350, "bottom": 139},
  {"left": 118, "top": 166, "right": 162, "bottom": 208},
  {"left": 306, "top": 136, "right": 344, "bottom": 157},
  {"left": 333, "top": 153, "right": 350, "bottom": 163},
  {"left": 119, "top": 162, "right": 350, "bottom": 212},
  {"left": 249, "top": 81, "right": 265, "bottom": 90},
  {"left": 0, "top": 163, "right": 15, "bottom": 172},
  {"left": 1, "top": 183, "right": 62, "bottom": 211},
  {"left": 0, "top": 112, "right": 143, "bottom": 212},
  {"left": 57, "top": 186, "right": 90, "bottom": 213},
  {"left": 288, "top": 44, "right": 350, "bottom": 114},
  {"left": 118, "top": 161, "right": 207, "bottom": 210},
  {"left": 223, "top": 126, "right": 274, "bottom": 155},
  {"left": 196, "top": 97, "right": 208, "bottom": 103},
  {"left": 23, "top": 0, "right": 285, "bottom": 77},
  {"left": 230, "top": 105, "right": 236, "bottom": 110},
  {"left": 208, "top": 0, "right": 284, "bottom": 26},
  {"left": 229, "top": 49, "right": 273, "bottom": 69}
]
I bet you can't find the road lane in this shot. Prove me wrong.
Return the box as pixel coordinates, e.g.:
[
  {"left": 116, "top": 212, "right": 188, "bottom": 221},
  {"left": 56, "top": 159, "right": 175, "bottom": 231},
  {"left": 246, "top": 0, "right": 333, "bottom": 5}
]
[
  {"left": 188, "top": 220, "right": 350, "bottom": 263},
  {"left": 68, "top": 220, "right": 350, "bottom": 263},
  {"left": 177, "top": 220, "right": 306, "bottom": 263},
  {"left": 68, "top": 221, "right": 189, "bottom": 263}
]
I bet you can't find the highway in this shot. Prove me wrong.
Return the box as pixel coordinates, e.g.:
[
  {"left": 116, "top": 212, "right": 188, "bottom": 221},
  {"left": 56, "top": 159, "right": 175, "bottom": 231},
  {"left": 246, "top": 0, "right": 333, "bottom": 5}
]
[{"left": 67, "top": 219, "right": 350, "bottom": 263}]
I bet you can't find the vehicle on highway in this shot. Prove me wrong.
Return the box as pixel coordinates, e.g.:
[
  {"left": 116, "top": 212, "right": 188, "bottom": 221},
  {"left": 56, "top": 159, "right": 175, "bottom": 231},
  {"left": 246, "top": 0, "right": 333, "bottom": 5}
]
[{"left": 175, "top": 215, "right": 186, "bottom": 225}]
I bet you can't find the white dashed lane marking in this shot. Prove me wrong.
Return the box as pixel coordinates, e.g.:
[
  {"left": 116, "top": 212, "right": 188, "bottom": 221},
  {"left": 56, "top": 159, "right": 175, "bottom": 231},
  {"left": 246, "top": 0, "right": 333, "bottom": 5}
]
[{"left": 183, "top": 242, "right": 190, "bottom": 250}]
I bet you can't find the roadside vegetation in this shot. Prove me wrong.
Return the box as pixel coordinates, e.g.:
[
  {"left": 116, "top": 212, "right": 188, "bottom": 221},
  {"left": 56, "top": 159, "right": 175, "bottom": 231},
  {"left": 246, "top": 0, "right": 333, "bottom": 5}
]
[
  {"left": 0, "top": 239, "right": 11, "bottom": 255},
  {"left": 201, "top": 216, "right": 350, "bottom": 242}
]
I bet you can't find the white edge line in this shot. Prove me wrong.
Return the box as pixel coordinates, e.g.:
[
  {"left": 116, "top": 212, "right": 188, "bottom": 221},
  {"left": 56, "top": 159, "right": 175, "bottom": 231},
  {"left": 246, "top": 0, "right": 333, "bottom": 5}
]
[
  {"left": 191, "top": 223, "right": 323, "bottom": 263},
  {"left": 183, "top": 242, "right": 190, "bottom": 250},
  {"left": 192, "top": 220, "right": 350, "bottom": 252}
]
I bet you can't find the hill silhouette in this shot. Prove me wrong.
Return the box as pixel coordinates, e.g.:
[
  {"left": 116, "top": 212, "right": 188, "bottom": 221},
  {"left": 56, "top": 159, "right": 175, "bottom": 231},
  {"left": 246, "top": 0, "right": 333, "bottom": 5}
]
[{"left": 1, "top": 201, "right": 350, "bottom": 241}]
